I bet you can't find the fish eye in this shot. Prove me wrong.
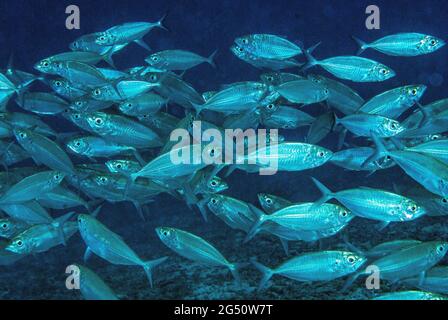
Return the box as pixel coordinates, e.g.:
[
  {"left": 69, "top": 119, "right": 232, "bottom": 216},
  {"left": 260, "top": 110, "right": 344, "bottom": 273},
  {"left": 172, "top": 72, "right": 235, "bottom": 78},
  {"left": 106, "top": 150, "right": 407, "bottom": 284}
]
[
  {"left": 99, "top": 36, "right": 105, "bottom": 41},
  {"left": 54, "top": 174, "right": 60, "bottom": 180},
  {"left": 438, "top": 245, "right": 445, "bottom": 253},
  {"left": 317, "top": 151, "right": 325, "bottom": 157},
  {"left": 210, "top": 180, "right": 217, "bottom": 187},
  {"left": 75, "top": 141, "right": 81, "bottom": 147},
  {"left": 211, "top": 197, "right": 218, "bottom": 204},
  {"left": 75, "top": 101, "right": 83, "bottom": 106},
  {"left": 55, "top": 81, "right": 62, "bottom": 86},
  {"left": 74, "top": 114, "right": 80, "bottom": 119},
  {"left": 42, "top": 60, "right": 49, "bottom": 67},
  {"left": 267, "top": 104, "right": 274, "bottom": 110},
  {"left": 430, "top": 39, "right": 437, "bottom": 46},
  {"left": 242, "top": 38, "right": 249, "bottom": 44},
  {"left": 341, "top": 210, "right": 348, "bottom": 217},
  {"left": 78, "top": 217, "right": 82, "bottom": 222},
  {"left": 162, "top": 230, "right": 168, "bottom": 236},
  {"left": 380, "top": 68, "right": 388, "bottom": 74},
  {"left": 265, "top": 198, "right": 272, "bottom": 204},
  {"left": 390, "top": 122, "right": 398, "bottom": 129},
  {"left": 94, "top": 89, "right": 101, "bottom": 95},
  {"left": 100, "top": 177, "right": 107, "bottom": 183},
  {"left": 116, "top": 163, "right": 122, "bottom": 169},
  {"left": 410, "top": 205, "right": 417, "bottom": 212},
  {"left": 2, "top": 223, "right": 7, "bottom": 229},
  {"left": 127, "top": 103, "right": 132, "bottom": 107},
  {"left": 152, "top": 56, "right": 159, "bottom": 61},
  {"left": 385, "top": 155, "right": 391, "bottom": 160},
  {"left": 431, "top": 135, "right": 439, "bottom": 140},
  {"left": 347, "top": 256, "right": 356, "bottom": 263},
  {"left": 150, "top": 75, "right": 157, "bottom": 81},
  {"left": 411, "top": 89, "right": 418, "bottom": 95},
  {"left": 19, "top": 133, "right": 26, "bottom": 138},
  {"left": 16, "top": 240, "right": 23, "bottom": 247},
  {"left": 266, "top": 76, "right": 274, "bottom": 82},
  {"left": 324, "top": 89, "right": 329, "bottom": 95},
  {"left": 95, "top": 118, "right": 103, "bottom": 125}
]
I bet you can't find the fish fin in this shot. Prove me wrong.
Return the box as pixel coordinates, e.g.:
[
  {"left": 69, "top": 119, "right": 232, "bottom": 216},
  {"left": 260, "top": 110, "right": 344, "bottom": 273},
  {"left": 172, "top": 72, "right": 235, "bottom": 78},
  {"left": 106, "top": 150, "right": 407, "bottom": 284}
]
[
  {"left": 228, "top": 263, "right": 245, "bottom": 286},
  {"left": 102, "top": 52, "right": 116, "bottom": 68},
  {"left": 224, "top": 164, "right": 237, "bottom": 177},
  {"left": 83, "top": 247, "right": 92, "bottom": 263},
  {"left": 361, "top": 132, "right": 389, "bottom": 169},
  {"left": 132, "top": 201, "right": 146, "bottom": 221},
  {"left": 418, "top": 271, "right": 426, "bottom": 286},
  {"left": 134, "top": 39, "right": 151, "bottom": 51},
  {"left": 196, "top": 197, "right": 209, "bottom": 222},
  {"left": 301, "top": 42, "right": 322, "bottom": 71},
  {"left": 414, "top": 102, "right": 429, "bottom": 128},
  {"left": 156, "top": 13, "right": 169, "bottom": 31},
  {"left": 352, "top": 36, "right": 369, "bottom": 55},
  {"left": 142, "top": 256, "right": 168, "bottom": 288},
  {"left": 244, "top": 204, "right": 267, "bottom": 243},
  {"left": 206, "top": 49, "right": 218, "bottom": 68},
  {"left": 341, "top": 271, "right": 361, "bottom": 292},
  {"left": 390, "top": 137, "right": 405, "bottom": 150},
  {"left": 341, "top": 232, "right": 365, "bottom": 256},
  {"left": 279, "top": 238, "right": 289, "bottom": 256},
  {"left": 53, "top": 211, "right": 75, "bottom": 246},
  {"left": 190, "top": 102, "right": 204, "bottom": 116},
  {"left": 89, "top": 204, "right": 104, "bottom": 218},
  {"left": 310, "top": 177, "right": 335, "bottom": 209},
  {"left": 375, "top": 221, "right": 390, "bottom": 231},
  {"left": 132, "top": 149, "right": 146, "bottom": 166},
  {"left": 250, "top": 257, "right": 274, "bottom": 291}
]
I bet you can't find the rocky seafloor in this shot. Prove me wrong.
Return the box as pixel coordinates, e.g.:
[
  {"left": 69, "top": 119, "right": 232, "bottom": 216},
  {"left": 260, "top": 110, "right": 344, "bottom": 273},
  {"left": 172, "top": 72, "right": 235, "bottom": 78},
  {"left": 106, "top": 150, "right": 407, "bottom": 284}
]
[{"left": 0, "top": 167, "right": 445, "bottom": 300}]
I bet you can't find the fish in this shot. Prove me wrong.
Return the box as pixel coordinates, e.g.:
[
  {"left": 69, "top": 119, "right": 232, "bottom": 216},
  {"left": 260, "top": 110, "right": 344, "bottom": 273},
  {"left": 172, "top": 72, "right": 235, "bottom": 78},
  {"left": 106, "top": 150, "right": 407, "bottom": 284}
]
[
  {"left": 94, "top": 15, "right": 167, "bottom": 49},
  {"left": 404, "top": 139, "right": 448, "bottom": 164},
  {"left": 156, "top": 227, "right": 242, "bottom": 282},
  {"left": 344, "top": 241, "right": 448, "bottom": 289},
  {"left": 257, "top": 193, "right": 293, "bottom": 214},
  {"left": 0, "top": 171, "right": 65, "bottom": 204},
  {"left": 74, "top": 264, "right": 119, "bottom": 300},
  {"left": 372, "top": 291, "right": 447, "bottom": 300},
  {"left": 85, "top": 112, "right": 163, "bottom": 148},
  {"left": 245, "top": 202, "right": 353, "bottom": 242},
  {"left": 105, "top": 159, "right": 142, "bottom": 176},
  {"left": 235, "top": 34, "right": 302, "bottom": 59},
  {"left": 353, "top": 33, "right": 446, "bottom": 56},
  {"left": 330, "top": 147, "right": 395, "bottom": 172},
  {"left": 335, "top": 113, "right": 405, "bottom": 138},
  {"left": 230, "top": 45, "right": 302, "bottom": 70},
  {"left": 251, "top": 251, "right": 366, "bottom": 290},
  {"left": 261, "top": 104, "right": 315, "bottom": 129},
  {"left": 0, "top": 112, "right": 57, "bottom": 137},
  {"left": 275, "top": 80, "right": 329, "bottom": 105},
  {"left": 0, "top": 218, "right": 29, "bottom": 239},
  {"left": 403, "top": 266, "right": 448, "bottom": 294},
  {"left": 146, "top": 49, "right": 217, "bottom": 71},
  {"left": 90, "top": 80, "right": 159, "bottom": 101},
  {"left": 311, "top": 177, "right": 426, "bottom": 226},
  {"left": 306, "top": 112, "right": 335, "bottom": 144},
  {"left": 15, "top": 92, "right": 69, "bottom": 115},
  {"left": 303, "top": 46, "right": 395, "bottom": 82},
  {"left": 367, "top": 134, "right": 448, "bottom": 197},
  {"left": 36, "top": 186, "right": 90, "bottom": 211},
  {"left": 356, "top": 85, "right": 426, "bottom": 119},
  {"left": 357, "top": 239, "right": 423, "bottom": 258},
  {"left": 307, "top": 74, "right": 364, "bottom": 115},
  {"left": 14, "top": 128, "right": 75, "bottom": 175},
  {"left": 0, "top": 201, "right": 53, "bottom": 225},
  {"left": 6, "top": 212, "right": 76, "bottom": 254},
  {"left": 78, "top": 214, "right": 167, "bottom": 287},
  {"left": 118, "top": 93, "right": 167, "bottom": 116},
  {"left": 66, "top": 136, "right": 143, "bottom": 161}
]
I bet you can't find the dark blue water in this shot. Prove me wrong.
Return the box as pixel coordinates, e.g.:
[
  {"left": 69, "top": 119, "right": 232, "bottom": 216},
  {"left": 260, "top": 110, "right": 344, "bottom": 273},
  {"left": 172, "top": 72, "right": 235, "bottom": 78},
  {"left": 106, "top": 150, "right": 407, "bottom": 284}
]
[{"left": 0, "top": 0, "right": 447, "bottom": 299}]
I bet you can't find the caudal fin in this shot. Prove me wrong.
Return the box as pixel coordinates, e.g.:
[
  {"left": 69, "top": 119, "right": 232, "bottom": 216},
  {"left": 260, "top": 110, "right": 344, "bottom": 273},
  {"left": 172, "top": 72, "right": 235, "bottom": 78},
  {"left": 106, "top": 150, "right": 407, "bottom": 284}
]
[
  {"left": 206, "top": 50, "right": 218, "bottom": 68},
  {"left": 250, "top": 258, "right": 274, "bottom": 291},
  {"left": 156, "top": 13, "right": 169, "bottom": 31},
  {"left": 190, "top": 102, "right": 205, "bottom": 116},
  {"left": 310, "top": 177, "right": 335, "bottom": 209},
  {"left": 142, "top": 256, "right": 168, "bottom": 288},
  {"left": 301, "top": 42, "right": 322, "bottom": 71},
  {"left": 361, "top": 132, "right": 389, "bottom": 169},
  {"left": 244, "top": 204, "right": 268, "bottom": 243},
  {"left": 352, "top": 36, "right": 369, "bottom": 55},
  {"left": 228, "top": 263, "right": 245, "bottom": 285},
  {"left": 53, "top": 211, "right": 75, "bottom": 246}
]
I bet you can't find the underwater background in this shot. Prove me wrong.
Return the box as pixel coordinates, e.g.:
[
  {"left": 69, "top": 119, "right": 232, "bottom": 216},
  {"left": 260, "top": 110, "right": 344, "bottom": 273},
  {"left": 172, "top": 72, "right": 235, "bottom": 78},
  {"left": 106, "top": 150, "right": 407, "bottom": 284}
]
[{"left": 0, "top": 0, "right": 447, "bottom": 299}]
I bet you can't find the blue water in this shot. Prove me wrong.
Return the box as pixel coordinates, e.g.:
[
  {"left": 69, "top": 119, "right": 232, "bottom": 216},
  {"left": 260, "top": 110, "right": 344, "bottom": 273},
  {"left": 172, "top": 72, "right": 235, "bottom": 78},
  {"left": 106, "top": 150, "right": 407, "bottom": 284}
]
[{"left": 0, "top": 0, "right": 447, "bottom": 299}]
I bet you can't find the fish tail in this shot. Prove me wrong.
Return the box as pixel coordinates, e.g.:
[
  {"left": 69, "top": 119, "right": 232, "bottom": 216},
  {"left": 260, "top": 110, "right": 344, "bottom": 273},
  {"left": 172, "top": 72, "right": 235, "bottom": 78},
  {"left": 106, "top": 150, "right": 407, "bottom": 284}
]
[
  {"left": 352, "top": 36, "right": 369, "bottom": 55},
  {"left": 244, "top": 205, "right": 268, "bottom": 243},
  {"left": 89, "top": 203, "right": 104, "bottom": 218},
  {"left": 53, "top": 211, "right": 75, "bottom": 246},
  {"left": 279, "top": 238, "right": 289, "bottom": 256},
  {"left": 301, "top": 42, "right": 321, "bottom": 71},
  {"left": 341, "top": 271, "right": 361, "bottom": 292},
  {"left": 310, "top": 177, "right": 335, "bottom": 208},
  {"left": 228, "top": 263, "right": 245, "bottom": 285},
  {"left": 207, "top": 49, "right": 218, "bottom": 68},
  {"left": 132, "top": 200, "right": 146, "bottom": 221},
  {"left": 361, "top": 132, "right": 389, "bottom": 169},
  {"left": 224, "top": 164, "right": 237, "bottom": 177},
  {"left": 341, "top": 232, "right": 365, "bottom": 256},
  {"left": 102, "top": 51, "right": 116, "bottom": 68},
  {"left": 134, "top": 39, "right": 151, "bottom": 51},
  {"left": 142, "top": 256, "right": 168, "bottom": 288},
  {"left": 196, "top": 197, "right": 209, "bottom": 222},
  {"left": 190, "top": 102, "right": 204, "bottom": 116},
  {"left": 415, "top": 102, "right": 429, "bottom": 128},
  {"left": 250, "top": 257, "right": 274, "bottom": 291},
  {"left": 156, "top": 13, "right": 169, "bottom": 31},
  {"left": 132, "top": 149, "right": 146, "bottom": 166}
]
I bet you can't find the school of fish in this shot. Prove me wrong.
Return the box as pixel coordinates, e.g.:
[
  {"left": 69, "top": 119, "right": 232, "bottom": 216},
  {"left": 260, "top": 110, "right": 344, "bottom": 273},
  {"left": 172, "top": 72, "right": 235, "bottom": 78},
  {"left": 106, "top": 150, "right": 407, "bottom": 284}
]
[{"left": 0, "top": 15, "right": 447, "bottom": 300}]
